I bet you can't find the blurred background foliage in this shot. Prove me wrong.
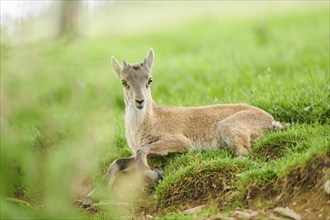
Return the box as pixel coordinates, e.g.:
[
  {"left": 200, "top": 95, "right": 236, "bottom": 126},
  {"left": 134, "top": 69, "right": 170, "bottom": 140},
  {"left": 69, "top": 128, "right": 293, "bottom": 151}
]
[{"left": 1, "top": 1, "right": 329, "bottom": 219}]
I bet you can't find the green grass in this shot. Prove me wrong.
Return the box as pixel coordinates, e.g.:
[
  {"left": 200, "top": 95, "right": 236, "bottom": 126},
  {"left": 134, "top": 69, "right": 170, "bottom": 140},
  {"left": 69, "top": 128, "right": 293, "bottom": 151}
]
[{"left": 1, "top": 5, "right": 329, "bottom": 220}]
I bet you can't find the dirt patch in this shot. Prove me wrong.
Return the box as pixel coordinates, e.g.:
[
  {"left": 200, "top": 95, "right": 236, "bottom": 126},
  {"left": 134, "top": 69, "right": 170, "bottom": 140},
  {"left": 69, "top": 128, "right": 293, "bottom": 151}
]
[
  {"left": 199, "top": 207, "right": 302, "bottom": 220},
  {"left": 243, "top": 154, "right": 330, "bottom": 219},
  {"left": 252, "top": 140, "right": 298, "bottom": 161},
  {"left": 150, "top": 164, "right": 244, "bottom": 214},
  {"left": 252, "top": 143, "right": 285, "bottom": 161}
]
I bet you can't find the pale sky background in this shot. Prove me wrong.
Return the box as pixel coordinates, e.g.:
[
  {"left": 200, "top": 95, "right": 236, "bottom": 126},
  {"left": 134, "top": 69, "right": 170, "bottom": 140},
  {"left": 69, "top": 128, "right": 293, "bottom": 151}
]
[
  {"left": 1, "top": 1, "right": 49, "bottom": 20},
  {"left": 0, "top": 0, "right": 102, "bottom": 26}
]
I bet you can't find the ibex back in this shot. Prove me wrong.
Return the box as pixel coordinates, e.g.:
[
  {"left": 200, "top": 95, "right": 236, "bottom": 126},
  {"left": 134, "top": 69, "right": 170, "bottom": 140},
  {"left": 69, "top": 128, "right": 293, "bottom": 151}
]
[{"left": 84, "top": 49, "right": 284, "bottom": 205}]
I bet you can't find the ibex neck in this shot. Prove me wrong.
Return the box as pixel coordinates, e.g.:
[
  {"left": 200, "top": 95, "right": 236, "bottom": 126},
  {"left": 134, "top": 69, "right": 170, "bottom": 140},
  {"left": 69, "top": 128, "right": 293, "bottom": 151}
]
[
  {"left": 124, "top": 98, "right": 154, "bottom": 153},
  {"left": 125, "top": 99, "right": 154, "bottom": 129}
]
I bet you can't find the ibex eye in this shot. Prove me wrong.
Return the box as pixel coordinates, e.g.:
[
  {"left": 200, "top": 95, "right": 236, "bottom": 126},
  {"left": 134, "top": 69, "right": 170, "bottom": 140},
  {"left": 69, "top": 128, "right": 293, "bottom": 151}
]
[
  {"left": 148, "top": 78, "right": 153, "bottom": 85},
  {"left": 121, "top": 80, "right": 128, "bottom": 87}
]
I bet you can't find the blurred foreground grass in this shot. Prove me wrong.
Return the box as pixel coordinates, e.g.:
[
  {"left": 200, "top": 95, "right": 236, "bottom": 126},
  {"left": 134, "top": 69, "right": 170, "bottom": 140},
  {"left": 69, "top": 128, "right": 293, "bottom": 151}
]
[{"left": 1, "top": 2, "right": 329, "bottom": 219}]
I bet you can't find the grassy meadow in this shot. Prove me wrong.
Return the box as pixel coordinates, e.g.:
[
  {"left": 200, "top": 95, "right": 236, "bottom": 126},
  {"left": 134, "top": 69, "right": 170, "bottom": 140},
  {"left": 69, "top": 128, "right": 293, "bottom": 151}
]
[{"left": 1, "top": 2, "right": 329, "bottom": 219}]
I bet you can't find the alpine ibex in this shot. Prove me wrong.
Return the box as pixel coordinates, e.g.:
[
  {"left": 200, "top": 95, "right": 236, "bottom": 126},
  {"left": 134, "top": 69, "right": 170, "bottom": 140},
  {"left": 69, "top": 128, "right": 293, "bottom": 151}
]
[{"left": 84, "top": 49, "right": 284, "bottom": 205}]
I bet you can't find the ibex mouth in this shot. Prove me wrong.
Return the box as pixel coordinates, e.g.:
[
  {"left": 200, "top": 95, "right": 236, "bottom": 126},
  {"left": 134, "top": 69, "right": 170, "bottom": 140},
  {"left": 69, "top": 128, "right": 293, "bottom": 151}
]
[{"left": 136, "top": 105, "right": 144, "bottom": 110}]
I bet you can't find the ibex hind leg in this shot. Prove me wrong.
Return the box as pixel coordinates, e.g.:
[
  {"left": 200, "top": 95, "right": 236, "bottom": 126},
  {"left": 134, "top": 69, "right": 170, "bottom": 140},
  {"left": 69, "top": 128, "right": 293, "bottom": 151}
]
[
  {"left": 218, "top": 123, "right": 251, "bottom": 157},
  {"left": 217, "top": 111, "right": 261, "bottom": 157},
  {"left": 217, "top": 110, "right": 274, "bottom": 157}
]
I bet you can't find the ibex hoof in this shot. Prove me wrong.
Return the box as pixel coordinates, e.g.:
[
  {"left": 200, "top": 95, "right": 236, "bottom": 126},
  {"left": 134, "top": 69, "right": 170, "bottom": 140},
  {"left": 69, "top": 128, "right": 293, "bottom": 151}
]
[
  {"left": 154, "top": 169, "right": 164, "bottom": 181},
  {"left": 81, "top": 197, "right": 94, "bottom": 208}
]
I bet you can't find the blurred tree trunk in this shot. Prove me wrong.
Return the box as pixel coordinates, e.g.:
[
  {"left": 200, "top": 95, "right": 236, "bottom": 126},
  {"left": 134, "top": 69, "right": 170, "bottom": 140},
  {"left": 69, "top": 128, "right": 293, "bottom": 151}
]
[{"left": 58, "top": 0, "right": 80, "bottom": 41}]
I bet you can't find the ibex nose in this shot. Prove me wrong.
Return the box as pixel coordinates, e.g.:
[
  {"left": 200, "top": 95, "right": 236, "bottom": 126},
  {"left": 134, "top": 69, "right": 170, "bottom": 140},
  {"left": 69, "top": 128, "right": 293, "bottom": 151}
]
[{"left": 136, "top": 99, "right": 145, "bottom": 105}]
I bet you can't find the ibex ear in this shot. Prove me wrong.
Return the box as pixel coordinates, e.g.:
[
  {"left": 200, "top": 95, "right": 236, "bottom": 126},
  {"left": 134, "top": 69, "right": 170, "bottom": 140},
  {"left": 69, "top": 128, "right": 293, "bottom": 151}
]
[
  {"left": 111, "top": 56, "right": 122, "bottom": 77},
  {"left": 145, "top": 48, "right": 154, "bottom": 69}
]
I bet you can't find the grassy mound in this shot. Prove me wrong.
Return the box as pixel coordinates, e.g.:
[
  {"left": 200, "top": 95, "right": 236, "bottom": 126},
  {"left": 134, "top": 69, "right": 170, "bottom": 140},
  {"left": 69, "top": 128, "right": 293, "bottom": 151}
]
[
  {"left": 141, "top": 124, "right": 329, "bottom": 219},
  {"left": 1, "top": 3, "right": 329, "bottom": 220}
]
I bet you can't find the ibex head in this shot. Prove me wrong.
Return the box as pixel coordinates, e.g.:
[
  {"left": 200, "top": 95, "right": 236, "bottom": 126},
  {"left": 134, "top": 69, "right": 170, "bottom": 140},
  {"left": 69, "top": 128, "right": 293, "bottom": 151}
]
[{"left": 112, "top": 49, "right": 154, "bottom": 110}]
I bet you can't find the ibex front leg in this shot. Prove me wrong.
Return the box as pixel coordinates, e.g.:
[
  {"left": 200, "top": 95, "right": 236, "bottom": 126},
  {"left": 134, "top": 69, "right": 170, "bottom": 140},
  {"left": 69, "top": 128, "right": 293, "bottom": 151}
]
[{"left": 136, "top": 136, "right": 191, "bottom": 181}]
